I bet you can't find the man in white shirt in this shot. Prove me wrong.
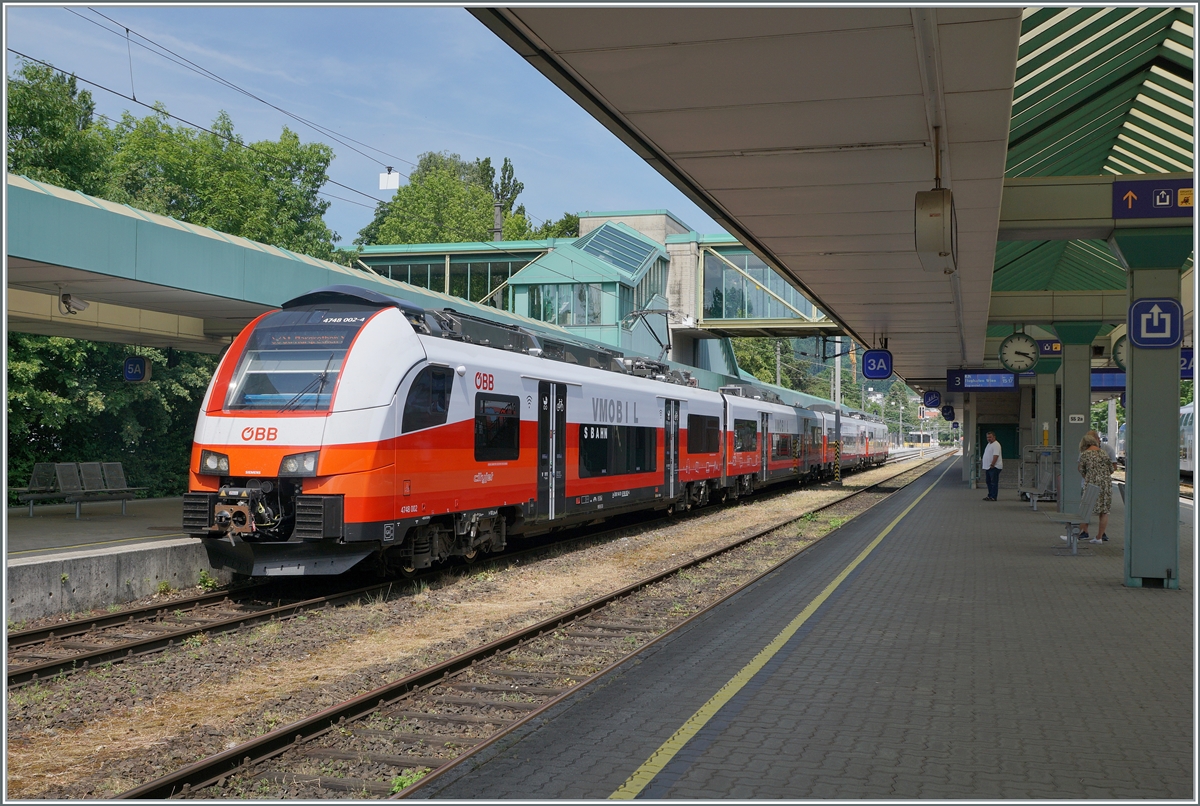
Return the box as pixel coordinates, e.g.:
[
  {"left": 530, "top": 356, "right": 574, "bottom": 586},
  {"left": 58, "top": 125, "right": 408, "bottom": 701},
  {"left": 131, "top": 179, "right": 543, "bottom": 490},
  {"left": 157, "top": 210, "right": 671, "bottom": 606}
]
[{"left": 982, "top": 431, "right": 1002, "bottom": 501}]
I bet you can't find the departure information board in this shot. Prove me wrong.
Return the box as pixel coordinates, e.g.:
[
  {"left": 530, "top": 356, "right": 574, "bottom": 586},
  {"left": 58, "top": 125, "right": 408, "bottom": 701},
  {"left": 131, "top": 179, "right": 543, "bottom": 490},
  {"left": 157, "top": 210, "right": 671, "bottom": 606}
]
[{"left": 946, "top": 369, "right": 1017, "bottom": 391}]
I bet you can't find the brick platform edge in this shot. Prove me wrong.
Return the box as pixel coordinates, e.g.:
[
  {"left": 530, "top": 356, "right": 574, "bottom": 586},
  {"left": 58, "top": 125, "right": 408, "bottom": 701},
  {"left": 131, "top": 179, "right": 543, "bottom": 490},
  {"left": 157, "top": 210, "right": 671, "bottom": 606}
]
[{"left": 6, "top": 539, "right": 233, "bottom": 623}]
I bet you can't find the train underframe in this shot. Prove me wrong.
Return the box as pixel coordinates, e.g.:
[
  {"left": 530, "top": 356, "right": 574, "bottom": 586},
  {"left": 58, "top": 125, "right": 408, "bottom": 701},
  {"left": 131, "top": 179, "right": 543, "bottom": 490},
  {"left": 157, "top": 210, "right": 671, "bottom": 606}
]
[{"left": 190, "top": 451, "right": 887, "bottom": 577}]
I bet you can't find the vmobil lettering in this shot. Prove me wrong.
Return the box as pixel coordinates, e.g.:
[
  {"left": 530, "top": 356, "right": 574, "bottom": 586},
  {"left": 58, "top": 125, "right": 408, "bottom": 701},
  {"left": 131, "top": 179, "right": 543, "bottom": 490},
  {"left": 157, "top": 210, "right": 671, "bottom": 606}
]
[{"left": 592, "top": 398, "right": 636, "bottom": 423}]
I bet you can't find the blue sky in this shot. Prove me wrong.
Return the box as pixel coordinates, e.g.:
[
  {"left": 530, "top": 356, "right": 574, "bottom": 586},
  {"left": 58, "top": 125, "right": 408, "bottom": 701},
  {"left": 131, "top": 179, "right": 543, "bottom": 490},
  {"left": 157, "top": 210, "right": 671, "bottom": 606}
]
[{"left": 4, "top": 5, "right": 725, "bottom": 247}]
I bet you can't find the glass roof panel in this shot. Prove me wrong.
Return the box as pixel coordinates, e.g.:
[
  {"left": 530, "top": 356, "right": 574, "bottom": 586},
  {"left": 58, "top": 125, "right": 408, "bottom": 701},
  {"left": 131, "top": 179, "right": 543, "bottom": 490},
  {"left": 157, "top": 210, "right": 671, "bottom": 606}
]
[{"left": 575, "top": 223, "right": 659, "bottom": 276}]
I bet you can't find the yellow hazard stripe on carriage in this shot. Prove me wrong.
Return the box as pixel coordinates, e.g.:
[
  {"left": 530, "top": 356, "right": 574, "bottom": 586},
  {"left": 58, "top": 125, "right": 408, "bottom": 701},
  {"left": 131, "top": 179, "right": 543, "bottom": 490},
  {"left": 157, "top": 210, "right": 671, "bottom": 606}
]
[{"left": 609, "top": 458, "right": 956, "bottom": 800}]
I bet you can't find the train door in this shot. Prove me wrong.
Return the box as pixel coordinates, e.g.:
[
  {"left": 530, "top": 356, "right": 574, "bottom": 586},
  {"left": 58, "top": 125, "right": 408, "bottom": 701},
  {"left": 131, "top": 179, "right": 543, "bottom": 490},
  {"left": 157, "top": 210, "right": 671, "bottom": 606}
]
[
  {"left": 759, "top": 412, "right": 770, "bottom": 483},
  {"left": 537, "top": 381, "right": 567, "bottom": 521},
  {"left": 664, "top": 399, "right": 680, "bottom": 499}
]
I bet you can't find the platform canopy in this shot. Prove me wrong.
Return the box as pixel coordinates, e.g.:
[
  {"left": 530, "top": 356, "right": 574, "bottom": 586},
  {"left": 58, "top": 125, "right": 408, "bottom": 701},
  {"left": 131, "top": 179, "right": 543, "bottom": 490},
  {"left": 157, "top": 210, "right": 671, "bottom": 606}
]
[{"left": 472, "top": 7, "right": 1025, "bottom": 381}]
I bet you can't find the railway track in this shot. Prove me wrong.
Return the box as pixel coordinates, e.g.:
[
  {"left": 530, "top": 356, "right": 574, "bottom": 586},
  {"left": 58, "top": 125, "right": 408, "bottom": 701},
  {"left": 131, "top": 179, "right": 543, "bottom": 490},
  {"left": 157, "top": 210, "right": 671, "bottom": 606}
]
[
  {"left": 10, "top": 453, "right": 921, "bottom": 690},
  {"left": 115, "top": 449, "right": 955, "bottom": 799}
]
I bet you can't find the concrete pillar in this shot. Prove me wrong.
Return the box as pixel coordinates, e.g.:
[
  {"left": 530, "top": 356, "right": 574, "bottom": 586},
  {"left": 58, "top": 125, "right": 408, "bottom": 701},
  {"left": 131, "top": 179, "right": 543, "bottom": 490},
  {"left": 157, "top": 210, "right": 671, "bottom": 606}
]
[
  {"left": 1052, "top": 323, "right": 1102, "bottom": 512},
  {"left": 1110, "top": 227, "right": 1190, "bottom": 589},
  {"left": 1107, "top": 398, "right": 1118, "bottom": 447},
  {"left": 961, "top": 392, "right": 975, "bottom": 484},
  {"left": 1034, "top": 373, "right": 1058, "bottom": 448}
]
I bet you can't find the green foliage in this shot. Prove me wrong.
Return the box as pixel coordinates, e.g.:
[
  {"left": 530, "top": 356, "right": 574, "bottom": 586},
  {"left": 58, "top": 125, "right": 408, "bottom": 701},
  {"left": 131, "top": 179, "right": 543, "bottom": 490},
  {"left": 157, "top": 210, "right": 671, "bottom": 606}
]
[
  {"left": 6, "top": 60, "right": 109, "bottom": 194},
  {"left": 156, "top": 581, "right": 173, "bottom": 595},
  {"left": 7, "top": 335, "right": 216, "bottom": 501},
  {"left": 390, "top": 768, "right": 430, "bottom": 793},
  {"left": 356, "top": 151, "right": 533, "bottom": 246},
  {"left": 197, "top": 569, "right": 220, "bottom": 592},
  {"left": 730, "top": 338, "right": 818, "bottom": 394},
  {"left": 532, "top": 212, "right": 580, "bottom": 239},
  {"left": 1182, "top": 380, "right": 1193, "bottom": 407},
  {"left": 101, "top": 108, "right": 339, "bottom": 259}
]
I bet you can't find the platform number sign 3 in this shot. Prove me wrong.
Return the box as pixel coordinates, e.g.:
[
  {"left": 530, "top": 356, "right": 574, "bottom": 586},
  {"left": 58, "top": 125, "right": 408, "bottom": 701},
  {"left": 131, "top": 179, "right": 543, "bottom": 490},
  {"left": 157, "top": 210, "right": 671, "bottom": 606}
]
[{"left": 862, "top": 349, "right": 893, "bottom": 380}]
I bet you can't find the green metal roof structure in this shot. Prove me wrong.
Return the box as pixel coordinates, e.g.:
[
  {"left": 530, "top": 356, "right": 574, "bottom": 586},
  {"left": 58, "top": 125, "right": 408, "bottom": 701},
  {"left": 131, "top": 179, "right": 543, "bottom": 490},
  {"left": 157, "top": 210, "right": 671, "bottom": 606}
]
[{"left": 995, "top": 6, "right": 1194, "bottom": 298}]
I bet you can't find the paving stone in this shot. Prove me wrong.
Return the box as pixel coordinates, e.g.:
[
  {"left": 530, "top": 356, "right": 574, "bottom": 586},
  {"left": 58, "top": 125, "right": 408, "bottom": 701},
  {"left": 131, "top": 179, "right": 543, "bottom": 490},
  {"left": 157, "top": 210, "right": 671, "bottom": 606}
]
[{"left": 418, "top": 458, "right": 1192, "bottom": 800}]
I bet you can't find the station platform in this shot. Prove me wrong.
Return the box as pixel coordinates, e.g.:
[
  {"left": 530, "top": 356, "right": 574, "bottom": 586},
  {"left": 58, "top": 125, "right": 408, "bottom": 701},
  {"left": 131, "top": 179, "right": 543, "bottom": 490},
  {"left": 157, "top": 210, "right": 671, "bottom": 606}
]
[
  {"left": 5, "top": 498, "right": 229, "bottom": 624},
  {"left": 417, "top": 456, "right": 1193, "bottom": 800}
]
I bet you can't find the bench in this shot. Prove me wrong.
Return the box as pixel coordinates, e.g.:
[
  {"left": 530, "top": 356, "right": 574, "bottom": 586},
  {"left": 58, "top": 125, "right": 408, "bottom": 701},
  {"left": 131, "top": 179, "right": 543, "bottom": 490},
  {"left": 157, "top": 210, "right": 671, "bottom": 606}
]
[
  {"left": 1017, "top": 453, "right": 1055, "bottom": 511},
  {"left": 9, "top": 463, "right": 62, "bottom": 517},
  {"left": 67, "top": 462, "right": 147, "bottom": 518},
  {"left": 11, "top": 462, "right": 146, "bottom": 518},
  {"left": 1045, "top": 483, "right": 1102, "bottom": 556}
]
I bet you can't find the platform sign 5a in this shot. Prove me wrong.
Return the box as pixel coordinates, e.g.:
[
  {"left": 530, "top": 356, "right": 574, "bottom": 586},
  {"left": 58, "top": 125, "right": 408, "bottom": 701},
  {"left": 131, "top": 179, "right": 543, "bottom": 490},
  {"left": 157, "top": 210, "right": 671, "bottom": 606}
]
[
  {"left": 862, "top": 349, "right": 893, "bottom": 380},
  {"left": 1113, "top": 178, "right": 1194, "bottom": 219},
  {"left": 941, "top": 404, "right": 955, "bottom": 420},
  {"left": 1182, "top": 348, "right": 1194, "bottom": 380},
  {"left": 123, "top": 356, "right": 151, "bottom": 382},
  {"left": 1128, "top": 297, "right": 1183, "bottom": 348},
  {"left": 922, "top": 390, "right": 941, "bottom": 408}
]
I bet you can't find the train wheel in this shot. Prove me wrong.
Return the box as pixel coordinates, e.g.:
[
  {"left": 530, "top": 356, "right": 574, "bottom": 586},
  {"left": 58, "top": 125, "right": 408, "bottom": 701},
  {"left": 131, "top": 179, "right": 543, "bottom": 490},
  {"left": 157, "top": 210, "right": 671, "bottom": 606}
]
[{"left": 461, "top": 548, "right": 479, "bottom": 564}]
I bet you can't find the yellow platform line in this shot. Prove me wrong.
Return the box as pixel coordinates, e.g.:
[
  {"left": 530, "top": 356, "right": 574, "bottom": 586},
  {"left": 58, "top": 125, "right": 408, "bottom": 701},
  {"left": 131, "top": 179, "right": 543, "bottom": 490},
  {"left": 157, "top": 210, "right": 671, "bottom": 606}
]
[{"left": 610, "top": 459, "right": 956, "bottom": 799}]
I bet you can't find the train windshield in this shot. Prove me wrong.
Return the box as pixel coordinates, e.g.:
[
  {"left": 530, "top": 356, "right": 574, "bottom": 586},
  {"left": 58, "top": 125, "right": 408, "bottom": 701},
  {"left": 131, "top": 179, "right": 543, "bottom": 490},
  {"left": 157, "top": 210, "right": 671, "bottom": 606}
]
[{"left": 224, "top": 307, "right": 373, "bottom": 411}]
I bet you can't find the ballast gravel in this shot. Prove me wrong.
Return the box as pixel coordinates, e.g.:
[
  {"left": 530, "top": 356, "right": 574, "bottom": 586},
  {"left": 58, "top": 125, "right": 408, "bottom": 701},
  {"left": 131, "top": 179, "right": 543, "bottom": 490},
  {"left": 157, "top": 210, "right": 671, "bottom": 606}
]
[{"left": 6, "top": 455, "right": 945, "bottom": 799}]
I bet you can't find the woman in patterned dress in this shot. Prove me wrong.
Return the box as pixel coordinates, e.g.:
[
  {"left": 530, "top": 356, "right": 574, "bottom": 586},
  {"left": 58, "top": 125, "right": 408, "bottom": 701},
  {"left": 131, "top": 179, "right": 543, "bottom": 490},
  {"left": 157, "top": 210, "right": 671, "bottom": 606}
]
[{"left": 1077, "top": 433, "right": 1112, "bottom": 543}]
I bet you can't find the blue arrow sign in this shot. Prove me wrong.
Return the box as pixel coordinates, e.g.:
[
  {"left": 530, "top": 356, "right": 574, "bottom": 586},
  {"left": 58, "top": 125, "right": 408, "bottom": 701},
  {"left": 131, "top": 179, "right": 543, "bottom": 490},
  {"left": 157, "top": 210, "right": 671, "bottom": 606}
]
[
  {"left": 1128, "top": 297, "right": 1183, "bottom": 349},
  {"left": 1113, "top": 178, "right": 1193, "bottom": 219},
  {"left": 862, "top": 349, "right": 893, "bottom": 380},
  {"left": 922, "top": 390, "right": 941, "bottom": 408}
]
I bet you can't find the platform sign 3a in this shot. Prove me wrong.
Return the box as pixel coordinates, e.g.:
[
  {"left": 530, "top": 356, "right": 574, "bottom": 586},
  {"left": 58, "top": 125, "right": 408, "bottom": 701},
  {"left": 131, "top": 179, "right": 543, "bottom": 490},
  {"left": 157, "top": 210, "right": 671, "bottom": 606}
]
[
  {"left": 1128, "top": 297, "right": 1183, "bottom": 349},
  {"left": 123, "top": 356, "right": 151, "bottom": 383},
  {"left": 862, "top": 349, "right": 893, "bottom": 380},
  {"left": 1182, "top": 348, "right": 1194, "bottom": 380},
  {"left": 1112, "top": 178, "right": 1194, "bottom": 219},
  {"left": 922, "top": 390, "right": 941, "bottom": 408}
]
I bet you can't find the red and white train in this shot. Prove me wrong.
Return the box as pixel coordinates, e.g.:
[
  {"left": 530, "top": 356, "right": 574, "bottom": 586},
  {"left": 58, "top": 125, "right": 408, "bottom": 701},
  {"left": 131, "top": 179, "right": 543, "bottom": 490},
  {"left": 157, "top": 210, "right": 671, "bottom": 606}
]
[{"left": 184, "top": 286, "right": 889, "bottom": 576}]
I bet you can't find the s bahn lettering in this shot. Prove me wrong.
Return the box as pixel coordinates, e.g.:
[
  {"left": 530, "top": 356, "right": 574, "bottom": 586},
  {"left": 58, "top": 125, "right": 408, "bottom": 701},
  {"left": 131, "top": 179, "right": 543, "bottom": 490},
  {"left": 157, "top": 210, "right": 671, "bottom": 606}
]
[
  {"left": 241, "top": 427, "right": 278, "bottom": 441},
  {"left": 592, "top": 398, "right": 636, "bottom": 424},
  {"left": 474, "top": 372, "right": 494, "bottom": 390},
  {"left": 582, "top": 425, "right": 609, "bottom": 440}
]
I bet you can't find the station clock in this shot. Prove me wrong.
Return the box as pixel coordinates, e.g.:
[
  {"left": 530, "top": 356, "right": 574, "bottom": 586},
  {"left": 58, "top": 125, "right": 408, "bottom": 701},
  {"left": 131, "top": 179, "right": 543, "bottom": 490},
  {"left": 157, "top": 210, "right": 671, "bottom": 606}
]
[
  {"left": 1112, "top": 335, "right": 1128, "bottom": 370},
  {"left": 998, "top": 332, "right": 1040, "bottom": 372}
]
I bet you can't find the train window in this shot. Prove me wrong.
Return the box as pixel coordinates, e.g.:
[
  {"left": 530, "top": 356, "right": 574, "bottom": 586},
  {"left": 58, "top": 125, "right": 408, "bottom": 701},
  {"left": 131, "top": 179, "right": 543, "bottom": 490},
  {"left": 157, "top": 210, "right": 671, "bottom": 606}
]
[
  {"left": 474, "top": 394, "right": 521, "bottom": 461},
  {"left": 224, "top": 307, "right": 372, "bottom": 411},
  {"left": 579, "top": 425, "right": 657, "bottom": 477},
  {"left": 772, "top": 434, "right": 793, "bottom": 459},
  {"left": 734, "top": 419, "right": 758, "bottom": 453},
  {"left": 687, "top": 414, "right": 721, "bottom": 454},
  {"left": 402, "top": 367, "right": 453, "bottom": 433}
]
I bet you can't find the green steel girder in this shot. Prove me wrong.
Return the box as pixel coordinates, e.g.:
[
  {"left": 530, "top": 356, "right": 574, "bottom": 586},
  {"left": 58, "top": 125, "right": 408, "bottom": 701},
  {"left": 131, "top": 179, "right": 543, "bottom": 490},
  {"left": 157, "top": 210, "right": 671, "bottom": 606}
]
[{"left": 1108, "top": 227, "right": 1195, "bottom": 271}]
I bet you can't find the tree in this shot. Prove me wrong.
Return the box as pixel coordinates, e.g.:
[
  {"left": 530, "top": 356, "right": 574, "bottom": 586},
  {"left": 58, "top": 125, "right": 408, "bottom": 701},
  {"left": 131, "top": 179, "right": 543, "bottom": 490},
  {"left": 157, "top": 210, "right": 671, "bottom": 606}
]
[
  {"left": 533, "top": 212, "right": 580, "bottom": 239},
  {"left": 102, "top": 108, "right": 340, "bottom": 259},
  {"left": 7, "top": 335, "right": 217, "bottom": 500},
  {"left": 6, "top": 59, "right": 109, "bottom": 195},
  {"left": 357, "top": 152, "right": 532, "bottom": 246}
]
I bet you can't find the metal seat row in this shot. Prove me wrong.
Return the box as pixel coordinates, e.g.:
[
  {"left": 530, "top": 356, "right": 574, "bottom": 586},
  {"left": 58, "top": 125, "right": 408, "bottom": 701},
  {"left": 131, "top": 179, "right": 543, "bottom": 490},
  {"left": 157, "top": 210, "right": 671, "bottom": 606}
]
[{"left": 9, "top": 462, "right": 146, "bottom": 518}]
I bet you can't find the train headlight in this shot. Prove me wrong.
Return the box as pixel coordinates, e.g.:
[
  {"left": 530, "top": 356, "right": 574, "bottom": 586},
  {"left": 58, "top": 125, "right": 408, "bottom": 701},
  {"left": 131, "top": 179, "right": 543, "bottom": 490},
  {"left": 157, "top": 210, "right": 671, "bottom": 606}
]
[
  {"left": 199, "top": 450, "right": 230, "bottom": 475},
  {"left": 278, "top": 451, "right": 320, "bottom": 477}
]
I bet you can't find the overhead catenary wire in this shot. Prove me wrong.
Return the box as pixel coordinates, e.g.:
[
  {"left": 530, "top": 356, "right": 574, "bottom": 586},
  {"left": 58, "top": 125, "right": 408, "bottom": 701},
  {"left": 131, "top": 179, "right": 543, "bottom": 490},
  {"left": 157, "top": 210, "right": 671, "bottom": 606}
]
[
  {"left": 64, "top": 8, "right": 552, "bottom": 231},
  {"left": 10, "top": 51, "right": 631, "bottom": 305}
]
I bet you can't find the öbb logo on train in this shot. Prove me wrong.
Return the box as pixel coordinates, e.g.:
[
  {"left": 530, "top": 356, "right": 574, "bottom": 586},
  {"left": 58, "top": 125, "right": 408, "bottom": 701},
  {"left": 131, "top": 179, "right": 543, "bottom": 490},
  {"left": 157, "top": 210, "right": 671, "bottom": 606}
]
[
  {"left": 474, "top": 372, "right": 494, "bottom": 390},
  {"left": 240, "top": 427, "right": 278, "bottom": 441}
]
